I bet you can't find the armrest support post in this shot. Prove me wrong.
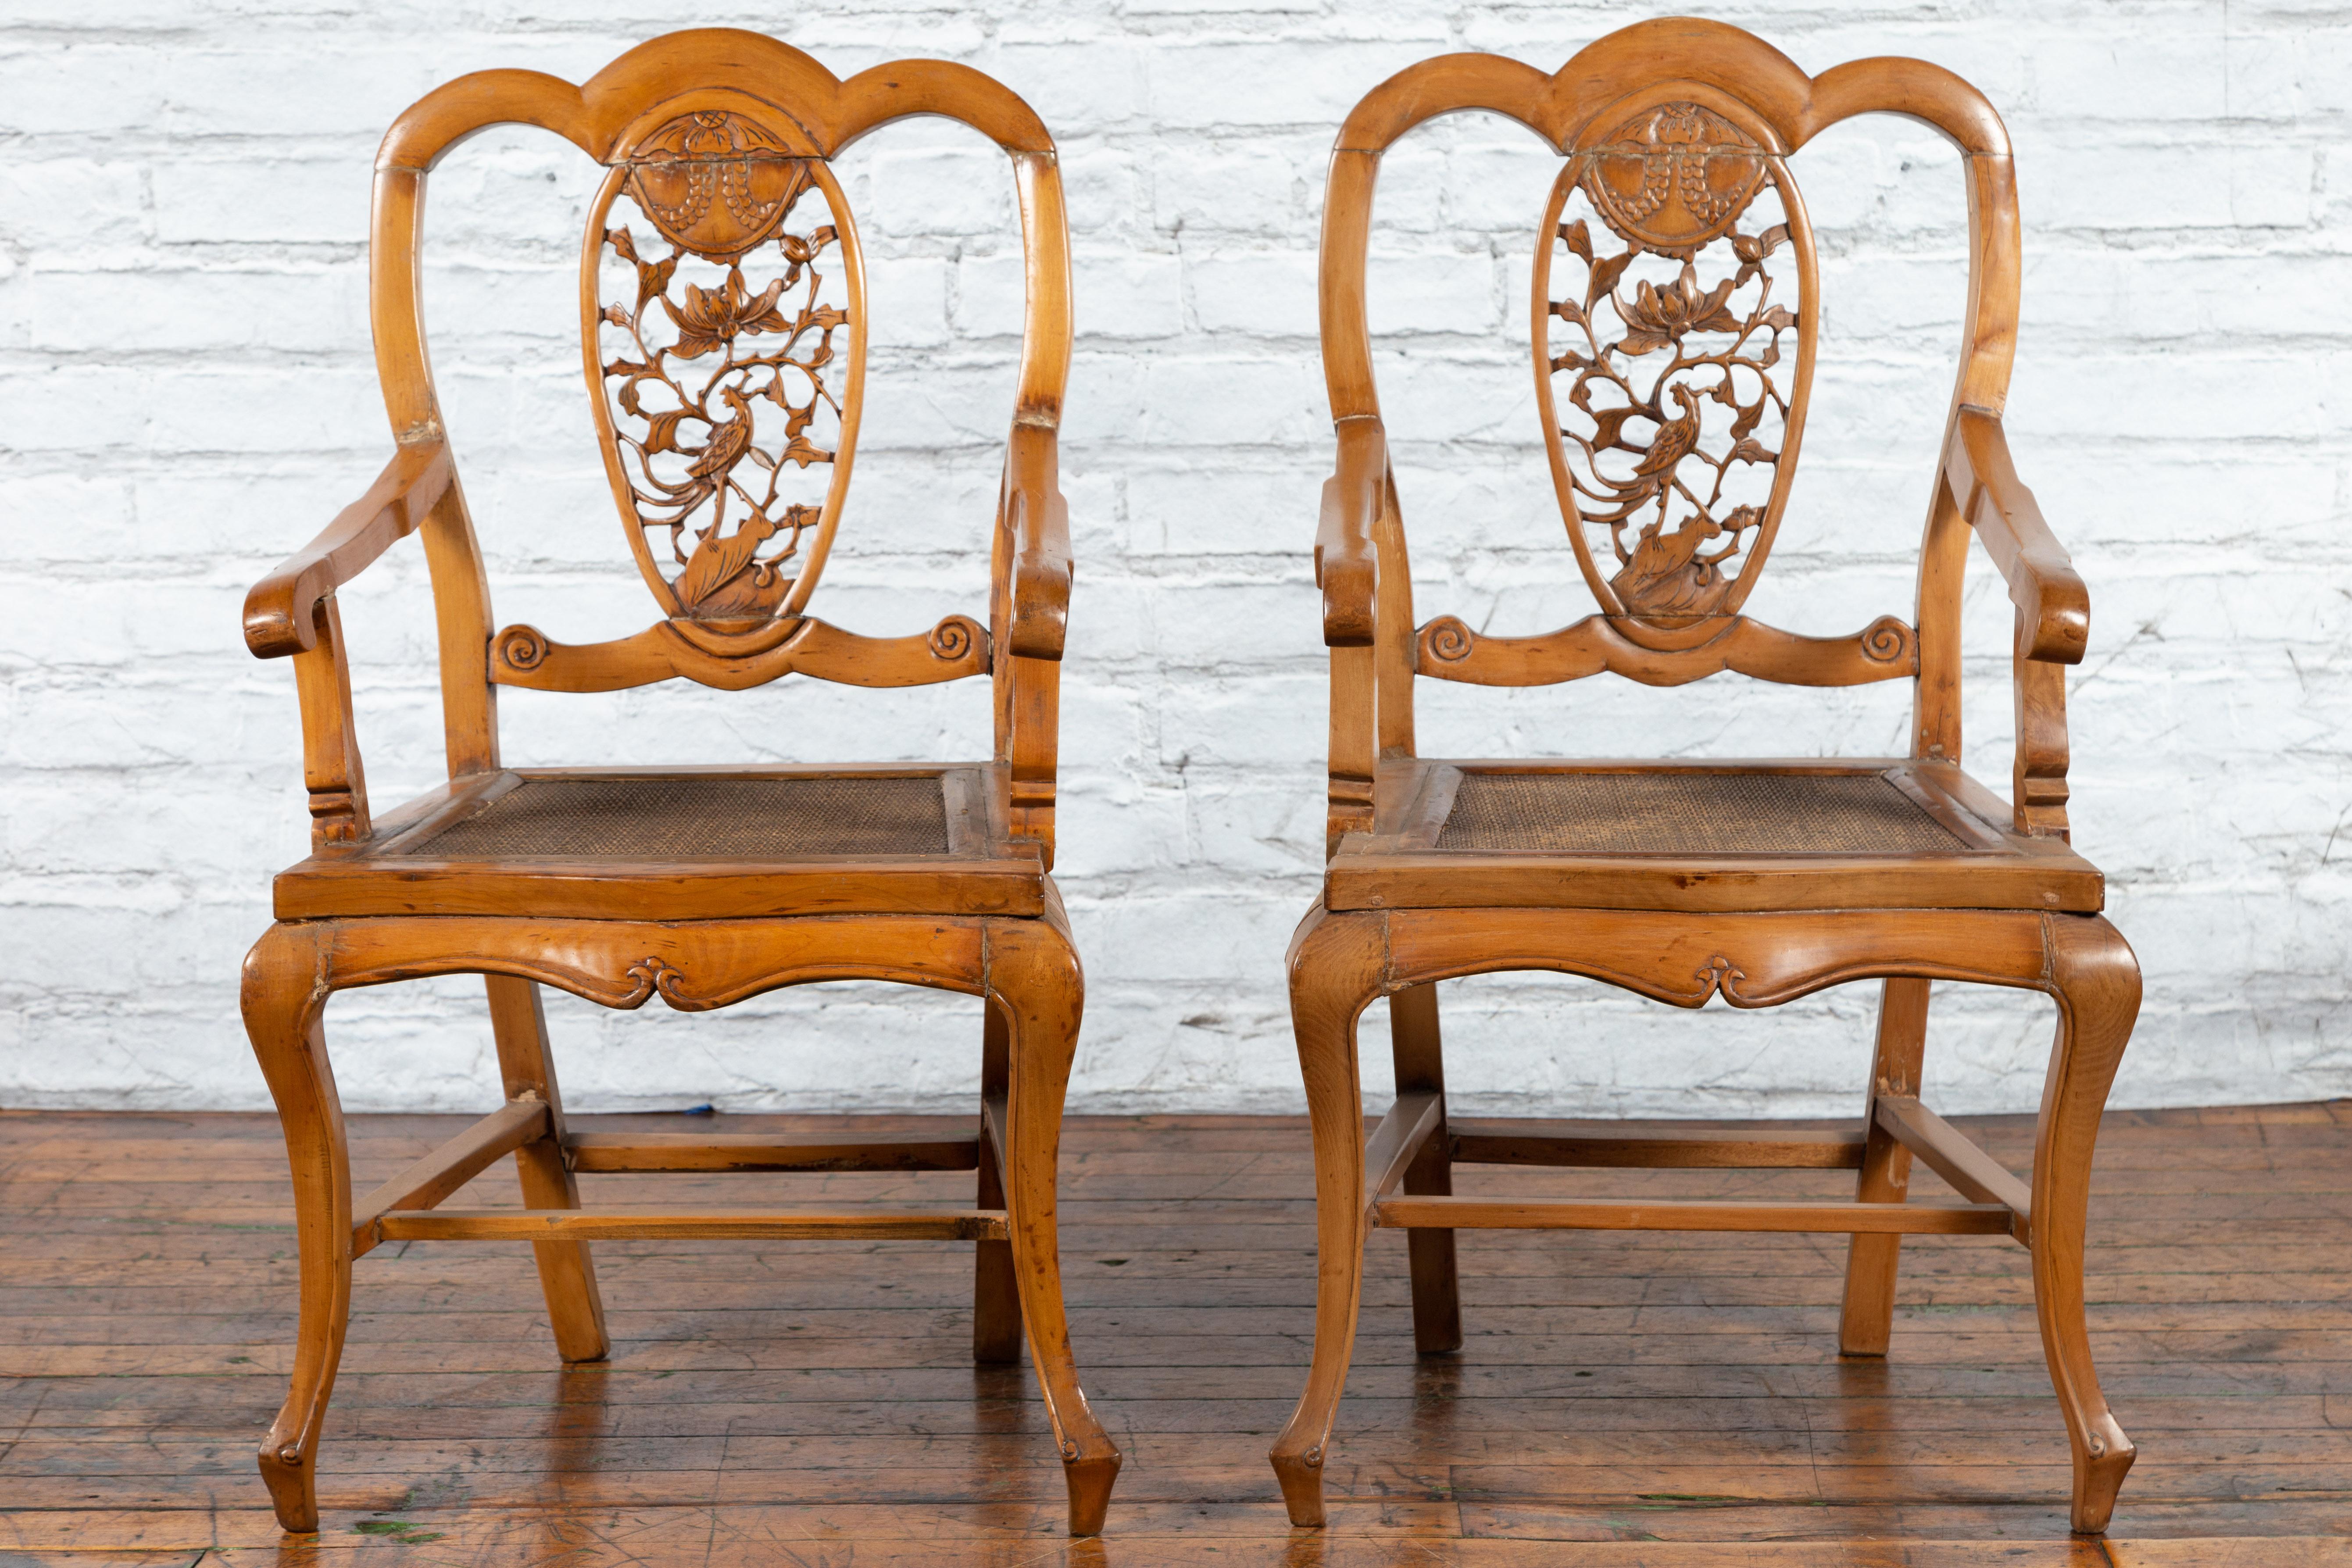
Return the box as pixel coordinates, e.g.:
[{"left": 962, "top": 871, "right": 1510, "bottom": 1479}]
[
  {"left": 2014, "top": 624, "right": 2071, "bottom": 840},
  {"left": 1943, "top": 409, "right": 2083, "bottom": 839},
  {"left": 997, "top": 421, "right": 1070, "bottom": 864},
  {"left": 250, "top": 443, "right": 454, "bottom": 851},
  {"left": 291, "top": 596, "right": 371, "bottom": 849}
]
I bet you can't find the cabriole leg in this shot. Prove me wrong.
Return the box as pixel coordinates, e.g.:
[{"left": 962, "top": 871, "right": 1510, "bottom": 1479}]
[
  {"left": 974, "top": 998, "right": 1023, "bottom": 1363},
  {"left": 1840, "top": 976, "right": 1931, "bottom": 1355},
  {"left": 989, "top": 919, "right": 1121, "bottom": 1535},
  {"left": 1390, "top": 983, "right": 1460, "bottom": 1354},
  {"left": 2035, "top": 916, "right": 2140, "bottom": 1532},
  {"left": 486, "top": 975, "right": 608, "bottom": 1364},
  {"left": 1269, "top": 908, "right": 1383, "bottom": 1528},
  {"left": 244, "top": 923, "right": 349, "bottom": 1534}
]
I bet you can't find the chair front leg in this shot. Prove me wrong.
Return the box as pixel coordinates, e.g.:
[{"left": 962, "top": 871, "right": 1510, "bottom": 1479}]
[
  {"left": 1840, "top": 976, "right": 1931, "bottom": 1355},
  {"left": 486, "top": 976, "right": 608, "bottom": 1364},
  {"left": 2034, "top": 915, "right": 2141, "bottom": 1532},
  {"left": 1270, "top": 907, "right": 1383, "bottom": 1528},
  {"left": 989, "top": 919, "right": 1121, "bottom": 1536},
  {"left": 243, "top": 923, "right": 350, "bottom": 1534}
]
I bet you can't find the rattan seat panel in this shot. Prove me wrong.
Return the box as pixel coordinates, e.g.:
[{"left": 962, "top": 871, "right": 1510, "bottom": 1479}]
[
  {"left": 401, "top": 776, "right": 951, "bottom": 861},
  {"left": 1435, "top": 771, "right": 1970, "bottom": 857}
]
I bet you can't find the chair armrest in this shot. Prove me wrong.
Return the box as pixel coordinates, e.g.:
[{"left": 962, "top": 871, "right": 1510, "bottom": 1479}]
[
  {"left": 1316, "top": 418, "right": 1383, "bottom": 648},
  {"left": 1003, "top": 423, "right": 1071, "bottom": 662},
  {"left": 244, "top": 440, "right": 454, "bottom": 658},
  {"left": 1943, "top": 410, "right": 2088, "bottom": 664}
]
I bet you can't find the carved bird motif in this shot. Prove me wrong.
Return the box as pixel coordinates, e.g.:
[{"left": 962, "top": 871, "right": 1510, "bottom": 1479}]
[
  {"left": 669, "top": 386, "right": 790, "bottom": 616},
  {"left": 1628, "top": 382, "right": 1703, "bottom": 483},
  {"left": 1590, "top": 381, "right": 1705, "bottom": 521},
  {"left": 673, "top": 509, "right": 783, "bottom": 616},
  {"left": 685, "top": 383, "right": 757, "bottom": 488}
]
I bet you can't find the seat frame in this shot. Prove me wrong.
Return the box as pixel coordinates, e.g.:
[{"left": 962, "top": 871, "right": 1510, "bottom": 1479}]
[
  {"left": 239, "top": 31, "right": 1117, "bottom": 1538},
  {"left": 1274, "top": 20, "right": 2139, "bottom": 1536}
]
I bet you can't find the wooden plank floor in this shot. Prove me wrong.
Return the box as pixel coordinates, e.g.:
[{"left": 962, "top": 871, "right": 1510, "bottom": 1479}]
[{"left": 2, "top": 1103, "right": 2349, "bottom": 1566}]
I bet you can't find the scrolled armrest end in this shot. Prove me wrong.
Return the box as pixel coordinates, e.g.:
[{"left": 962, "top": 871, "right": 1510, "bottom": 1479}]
[{"left": 244, "top": 581, "right": 318, "bottom": 659}]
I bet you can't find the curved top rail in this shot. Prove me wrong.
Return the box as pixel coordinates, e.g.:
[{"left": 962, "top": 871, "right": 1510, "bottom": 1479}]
[
  {"left": 378, "top": 29, "right": 1053, "bottom": 171},
  {"left": 1322, "top": 18, "right": 2016, "bottom": 423},
  {"left": 1335, "top": 19, "right": 2008, "bottom": 158}
]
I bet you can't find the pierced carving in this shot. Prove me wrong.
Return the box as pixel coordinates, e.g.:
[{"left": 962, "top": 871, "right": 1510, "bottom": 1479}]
[
  {"left": 590, "top": 113, "right": 860, "bottom": 626},
  {"left": 1538, "top": 100, "right": 1812, "bottom": 630}
]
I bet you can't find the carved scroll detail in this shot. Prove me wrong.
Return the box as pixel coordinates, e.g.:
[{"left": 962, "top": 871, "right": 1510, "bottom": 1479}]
[
  {"left": 1413, "top": 613, "right": 1916, "bottom": 689},
  {"left": 1538, "top": 100, "right": 1813, "bottom": 634},
  {"left": 490, "top": 614, "right": 990, "bottom": 694},
  {"left": 621, "top": 956, "right": 691, "bottom": 1009},
  {"left": 590, "top": 112, "right": 860, "bottom": 626},
  {"left": 1694, "top": 954, "right": 1751, "bottom": 1004}
]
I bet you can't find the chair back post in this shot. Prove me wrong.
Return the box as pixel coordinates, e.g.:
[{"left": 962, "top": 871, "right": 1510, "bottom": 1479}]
[
  {"left": 373, "top": 69, "right": 592, "bottom": 783},
  {"left": 1801, "top": 61, "right": 2020, "bottom": 768},
  {"left": 993, "top": 148, "right": 1073, "bottom": 863}
]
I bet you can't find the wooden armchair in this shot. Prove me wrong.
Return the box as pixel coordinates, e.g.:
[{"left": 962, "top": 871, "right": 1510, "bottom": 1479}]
[
  {"left": 1275, "top": 19, "right": 2140, "bottom": 1535},
  {"left": 239, "top": 31, "right": 1119, "bottom": 1537}
]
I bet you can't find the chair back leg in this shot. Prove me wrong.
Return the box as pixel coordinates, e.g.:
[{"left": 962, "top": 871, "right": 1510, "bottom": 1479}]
[
  {"left": 1840, "top": 976, "right": 1932, "bottom": 1354},
  {"left": 487, "top": 976, "right": 609, "bottom": 1364},
  {"left": 1390, "top": 983, "right": 1462, "bottom": 1354},
  {"left": 973, "top": 998, "right": 1024, "bottom": 1364}
]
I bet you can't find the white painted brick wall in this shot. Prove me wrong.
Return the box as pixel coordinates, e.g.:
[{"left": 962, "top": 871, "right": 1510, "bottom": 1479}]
[{"left": 4, "top": 1, "right": 2350, "bottom": 1122}]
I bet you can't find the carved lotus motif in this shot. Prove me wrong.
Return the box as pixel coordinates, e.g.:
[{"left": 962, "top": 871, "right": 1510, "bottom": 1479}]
[
  {"left": 1618, "top": 263, "right": 1742, "bottom": 355},
  {"left": 663, "top": 268, "right": 791, "bottom": 359}
]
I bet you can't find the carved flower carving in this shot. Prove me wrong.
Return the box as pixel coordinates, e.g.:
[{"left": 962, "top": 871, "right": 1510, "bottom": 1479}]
[
  {"left": 1616, "top": 262, "right": 1741, "bottom": 355},
  {"left": 662, "top": 267, "right": 790, "bottom": 359}
]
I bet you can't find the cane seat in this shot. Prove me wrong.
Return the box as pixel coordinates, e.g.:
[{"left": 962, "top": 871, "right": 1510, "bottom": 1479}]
[
  {"left": 408, "top": 774, "right": 953, "bottom": 861},
  {"left": 1433, "top": 769, "right": 1966, "bottom": 856}
]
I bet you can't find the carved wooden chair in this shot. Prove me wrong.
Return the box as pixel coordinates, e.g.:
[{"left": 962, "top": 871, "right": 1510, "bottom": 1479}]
[
  {"left": 238, "top": 31, "right": 1119, "bottom": 1537},
  {"left": 1278, "top": 19, "right": 2140, "bottom": 1534}
]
